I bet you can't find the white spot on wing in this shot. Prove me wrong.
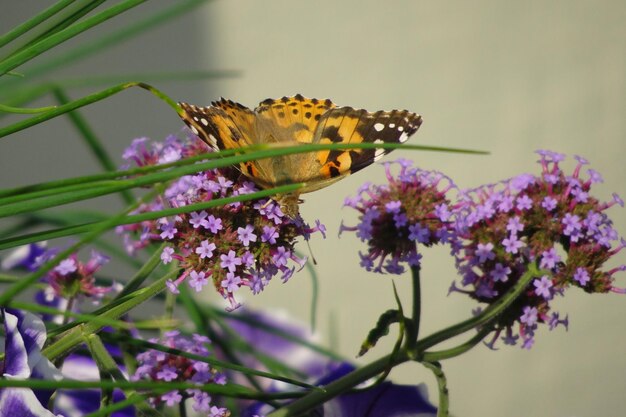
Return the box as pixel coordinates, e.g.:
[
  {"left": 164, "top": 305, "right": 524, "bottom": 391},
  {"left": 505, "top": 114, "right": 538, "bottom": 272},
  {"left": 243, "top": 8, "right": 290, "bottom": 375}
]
[
  {"left": 374, "top": 139, "right": 385, "bottom": 160},
  {"left": 399, "top": 132, "right": 409, "bottom": 142},
  {"left": 191, "top": 126, "right": 199, "bottom": 134},
  {"left": 374, "top": 123, "right": 384, "bottom": 132},
  {"left": 389, "top": 123, "right": 395, "bottom": 128},
  {"left": 201, "top": 118, "right": 209, "bottom": 126},
  {"left": 193, "top": 116, "right": 199, "bottom": 121},
  {"left": 208, "top": 134, "right": 217, "bottom": 144}
]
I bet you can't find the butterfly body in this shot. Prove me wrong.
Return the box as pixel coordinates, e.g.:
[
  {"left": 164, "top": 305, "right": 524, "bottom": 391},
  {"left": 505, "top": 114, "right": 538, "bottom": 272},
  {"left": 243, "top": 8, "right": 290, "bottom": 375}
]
[{"left": 177, "top": 95, "right": 422, "bottom": 217}]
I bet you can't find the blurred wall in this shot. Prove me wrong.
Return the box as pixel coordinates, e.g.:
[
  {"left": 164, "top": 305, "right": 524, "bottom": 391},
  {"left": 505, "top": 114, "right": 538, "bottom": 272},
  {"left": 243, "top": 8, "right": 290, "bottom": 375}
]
[{"left": 1, "top": 2, "right": 625, "bottom": 417}]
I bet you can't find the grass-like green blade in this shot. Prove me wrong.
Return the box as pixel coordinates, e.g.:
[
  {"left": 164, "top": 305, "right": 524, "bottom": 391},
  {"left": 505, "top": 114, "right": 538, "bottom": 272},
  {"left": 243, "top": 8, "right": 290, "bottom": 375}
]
[
  {"left": 0, "top": 184, "right": 303, "bottom": 250},
  {"left": 0, "top": 0, "right": 212, "bottom": 82},
  {"left": 0, "top": 186, "right": 161, "bottom": 305},
  {"left": 51, "top": 87, "right": 135, "bottom": 205},
  {"left": 0, "top": 70, "right": 240, "bottom": 111},
  {"left": 0, "top": 0, "right": 76, "bottom": 49},
  {"left": 1, "top": 1, "right": 108, "bottom": 61},
  {"left": 0, "top": 0, "right": 149, "bottom": 76},
  {"left": 0, "top": 81, "right": 177, "bottom": 138}
]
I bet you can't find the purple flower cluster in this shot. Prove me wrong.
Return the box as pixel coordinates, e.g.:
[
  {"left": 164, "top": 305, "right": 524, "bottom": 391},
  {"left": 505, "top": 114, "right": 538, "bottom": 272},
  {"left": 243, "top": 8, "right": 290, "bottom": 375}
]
[
  {"left": 117, "top": 134, "right": 325, "bottom": 310},
  {"left": 450, "top": 151, "right": 625, "bottom": 348},
  {"left": 340, "top": 159, "right": 455, "bottom": 274},
  {"left": 2, "top": 243, "right": 114, "bottom": 304},
  {"left": 131, "top": 330, "right": 229, "bottom": 416}
]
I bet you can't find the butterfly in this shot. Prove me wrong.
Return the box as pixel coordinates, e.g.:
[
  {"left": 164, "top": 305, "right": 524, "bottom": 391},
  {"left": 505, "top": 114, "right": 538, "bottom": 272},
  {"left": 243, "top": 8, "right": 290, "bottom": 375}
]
[{"left": 177, "top": 94, "right": 422, "bottom": 217}]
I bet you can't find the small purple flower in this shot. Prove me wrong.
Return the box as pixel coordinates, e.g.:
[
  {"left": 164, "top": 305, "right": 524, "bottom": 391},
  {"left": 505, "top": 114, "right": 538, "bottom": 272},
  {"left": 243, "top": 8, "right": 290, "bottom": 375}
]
[
  {"left": 573, "top": 267, "right": 590, "bottom": 286},
  {"left": 221, "top": 272, "right": 242, "bottom": 293},
  {"left": 272, "top": 247, "right": 290, "bottom": 268},
  {"left": 475, "top": 242, "right": 495, "bottom": 263},
  {"left": 206, "top": 215, "right": 223, "bottom": 234},
  {"left": 490, "top": 263, "right": 511, "bottom": 282},
  {"left": 515, "top": 194, "right": 533, "bottom": 211},
  {"left": 408, "top": 223, "right": 430, "bottom": 243},
  {"left": 540, "top": 247, "right": 562, "bottom": 270},
  {"left": 196, "top": 240, "right": 217, "bottom": 259},
  {"left": 237, "top": 225, "right": 258, "bottom": 247},
  {"left": 261, "top": 226, "right": 279, "bottom": 244},
  {"left": 161, "top": 246, "right": 175, "bottom": 264},
  {"left": 520, "top": 306, "right": 538, "bottom": 326},
  {"left": 160, "top": 222, "right": 178, "bottom": 240},
  {"left": 189, "top": 210, "right": 209, "bottom": 229},
  {"left": 188, "top": 270, "right": 209, "bottom": 292},
  {"left": 561, "top": 213, "right": 582, "bottom": 235},
  {"left": 506, "top": 216, "right": 524, "bottom": 234},
  {"left": 166, "top": 279, "right": 180, "bottom": 294},
  {"left": 587, "top": 169, "right": 603, "bottom": 183},
  {"left": 541, "top": 196, "right": 558, "bottom": 211},
  {"left": 502, "top": 234, "right": 524, "bottom": 254},
  {"left": 161, "top": 391, "right": 182, "bottom": 406},
  {"left": 156, "top": 365, "right": 178, "bottom": 381},
  {"left": 385, "top": 200, "right": 402, "bottom": 214},
  {"left": 533, "top": 276, "right": 553, "bottom": 299},
  {"left": 220, "top": 250, "right": 242, "bottom": 272},
  {"left": 54, "top": 258, "right": 77, "bottom": 275}
]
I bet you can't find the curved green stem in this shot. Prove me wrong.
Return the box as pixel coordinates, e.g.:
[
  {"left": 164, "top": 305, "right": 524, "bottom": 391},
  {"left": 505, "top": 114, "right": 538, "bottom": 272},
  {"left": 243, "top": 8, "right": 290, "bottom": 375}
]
[
  {"left": 412, "top": 263, "right": 541, "bottom": 356},
  {"left": 267, "top": 351, "right": 411, "bottom": 417},
  {"left": 422, "top": 361, "right": 449, "bottom": 417}
]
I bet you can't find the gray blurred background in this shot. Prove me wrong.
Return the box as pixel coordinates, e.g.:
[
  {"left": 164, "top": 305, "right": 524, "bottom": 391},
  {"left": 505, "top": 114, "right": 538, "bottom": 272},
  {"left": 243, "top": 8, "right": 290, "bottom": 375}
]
[{"left": 1, "top": 1, "right": 625, "bottom": 416}]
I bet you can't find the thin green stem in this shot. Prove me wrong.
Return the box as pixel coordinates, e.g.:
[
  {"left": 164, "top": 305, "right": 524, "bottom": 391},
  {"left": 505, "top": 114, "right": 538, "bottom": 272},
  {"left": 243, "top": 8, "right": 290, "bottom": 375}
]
[
  {"left": 422, "top": 361, "right": 449, "bottom": 417},
  {"left": 407, "top": 264, "right": 421, "bottom": 349},
  {"left": 51, "top": 87, "right": 135, "bottom": 205},
  {"left": 268, "top": 351, "right": 410, "bottom": 417},
  {"left": 4, "top": 0, "right": 211, "bottom": 81},
  {"left": 112, "top": 243, "right": 167, "bottom": 300},
  {"left": 0, "top": 0, "right": 76, "bottom": 48},
  {"left": 0, "top": 187, "right": 160, "bottom": 305},
  {"left": 412, "top": 263, "right": 541, "bottom": 355},
  {"left": 0, "top": 0, "right": 149, "bottom": 75},
  {"left": 0, "top": 81, "right": 177, "bottom": 138},
  {"left": 0, "top": 184, "right": 303, "bottom": 250},
  {"left": 40, "top": 270, "right": 172, "bottom": 361}
]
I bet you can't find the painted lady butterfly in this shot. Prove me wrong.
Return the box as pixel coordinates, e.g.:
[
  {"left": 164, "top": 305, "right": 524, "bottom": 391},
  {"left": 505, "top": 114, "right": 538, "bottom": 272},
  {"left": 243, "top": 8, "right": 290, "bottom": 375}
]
[{"left": 178, "top": 94, "right": 422, "bottom": 217}]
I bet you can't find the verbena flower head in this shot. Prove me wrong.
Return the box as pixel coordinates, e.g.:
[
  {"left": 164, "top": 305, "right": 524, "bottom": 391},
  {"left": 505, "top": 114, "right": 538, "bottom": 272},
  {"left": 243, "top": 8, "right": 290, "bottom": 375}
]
[
  {"left": 450, "top": 151, "right": 625, "bottom": 349},
  {"left": 131, "top": 330, "right": 228, "bottom": 416},
  {"left": 340, "top": 159, "right": 456, "bottom": 274},
  {"left": 117, "top": 133, "right": 325, "bottom": 311},
  {"left": 3, "top": 245, "right": 114, "bottom": 304}
]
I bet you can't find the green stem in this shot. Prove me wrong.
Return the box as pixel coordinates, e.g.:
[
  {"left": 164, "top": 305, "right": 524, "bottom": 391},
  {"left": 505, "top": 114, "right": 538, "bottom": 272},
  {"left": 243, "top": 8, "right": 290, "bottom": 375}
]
[
  {"left": 411, "top": 263, "right": 541, "bottom": 355},
  {"left": 0, "top": 81, "right": 177, "bottom": 138},
  {"left": 407, "top": 264, "right": 421, "bottom": 349},
  {"left": 3, "top": 0, "right": 211, "bottom": 81},
  {"left": 0, "top": 0, "right": 75, "bottom": 48},
  {"left": 267, "top": 351, "right": 410, "bottom": 417},
  {"left": 422, "top": 326, "right": 493, "bottom": 362},
  {"left": 51, "top": 87, "right": 135, "bottom": 205},
  {"left": 0, "top": 0, "right": 149, "bottom": 75},
  {"left": 422, "top": 361, "right": 449, "bottom": 417},
  {"left": 0, "top": 187, "right": 160, "bottom": 305},
  {"left": 41, "top": 270, "right": 172, "bottom": 362},
  {"left": 112, "top": 242, "right": 167, "bottom": 300}
]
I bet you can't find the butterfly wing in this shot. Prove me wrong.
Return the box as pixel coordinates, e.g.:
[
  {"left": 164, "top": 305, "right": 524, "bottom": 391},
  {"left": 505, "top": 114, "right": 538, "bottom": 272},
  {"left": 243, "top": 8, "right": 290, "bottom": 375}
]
[
  {"left": 178, "top": 100, "right": 277, "bottom": 185},
  {"left": 295, "top": 106, "right": 422, "bottom": 193}
]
